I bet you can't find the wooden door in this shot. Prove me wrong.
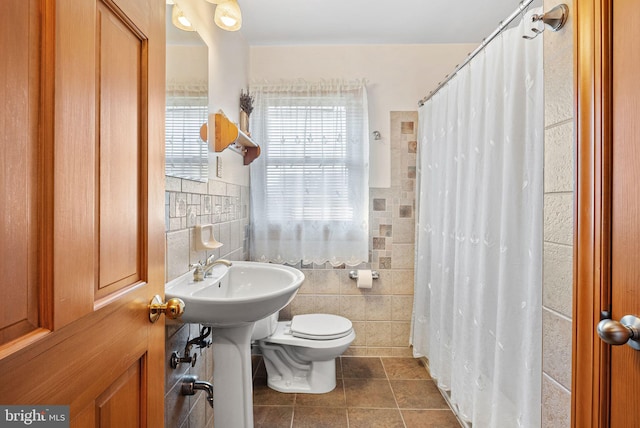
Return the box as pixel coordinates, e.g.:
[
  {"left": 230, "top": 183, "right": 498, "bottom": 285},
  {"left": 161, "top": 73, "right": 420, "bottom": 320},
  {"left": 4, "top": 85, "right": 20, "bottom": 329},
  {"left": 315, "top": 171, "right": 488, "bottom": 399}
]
[
  {"left": 0, "top": 0, "right": 166, "bottom": 426},
  {"left": 609, "top": 0, "right": 640, "bottom": 425},
  {"left": 574, "top": 0, "right": 640, "bottom": 426}
]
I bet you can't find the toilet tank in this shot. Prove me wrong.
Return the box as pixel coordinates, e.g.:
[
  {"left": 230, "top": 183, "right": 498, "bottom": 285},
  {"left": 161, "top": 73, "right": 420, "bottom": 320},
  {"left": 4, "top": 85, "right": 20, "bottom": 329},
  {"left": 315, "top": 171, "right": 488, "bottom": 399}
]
[{"left": 251, "top": 312, "right": 278, "bottom": 341}]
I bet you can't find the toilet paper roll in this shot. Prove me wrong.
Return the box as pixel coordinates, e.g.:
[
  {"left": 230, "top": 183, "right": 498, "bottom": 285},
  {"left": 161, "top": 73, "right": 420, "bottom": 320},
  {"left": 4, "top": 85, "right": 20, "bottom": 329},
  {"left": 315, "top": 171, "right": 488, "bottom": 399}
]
[{"left": 357, "top": 269, "right": 373, "bottom": 289}]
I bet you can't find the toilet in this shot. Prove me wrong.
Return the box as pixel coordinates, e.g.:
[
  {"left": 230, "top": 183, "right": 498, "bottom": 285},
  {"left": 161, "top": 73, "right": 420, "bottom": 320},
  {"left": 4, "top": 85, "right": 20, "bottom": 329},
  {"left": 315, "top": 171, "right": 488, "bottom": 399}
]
[{"left": 251, "top": 312, "right": 356, "bottom": 394}]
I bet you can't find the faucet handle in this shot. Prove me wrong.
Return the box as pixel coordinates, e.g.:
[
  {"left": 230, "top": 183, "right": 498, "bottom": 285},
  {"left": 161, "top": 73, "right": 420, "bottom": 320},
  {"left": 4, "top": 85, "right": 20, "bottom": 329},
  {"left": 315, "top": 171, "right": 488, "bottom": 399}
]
[
  {"left": 170, "top": 351, "right": 197, "bottom": 368},
  {"left": 205, "top": 254, "right": 216, "bottom": 265},
  {"left": 190, "top": 263, "right": 206, "bottom": 281}
]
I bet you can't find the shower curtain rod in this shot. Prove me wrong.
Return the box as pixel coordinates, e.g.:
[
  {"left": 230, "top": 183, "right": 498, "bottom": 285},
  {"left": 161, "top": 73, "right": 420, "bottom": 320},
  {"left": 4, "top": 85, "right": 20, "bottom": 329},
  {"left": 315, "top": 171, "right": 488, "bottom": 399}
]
[{"left": 417, "top": 0, "right": 535, "bottom": 107}]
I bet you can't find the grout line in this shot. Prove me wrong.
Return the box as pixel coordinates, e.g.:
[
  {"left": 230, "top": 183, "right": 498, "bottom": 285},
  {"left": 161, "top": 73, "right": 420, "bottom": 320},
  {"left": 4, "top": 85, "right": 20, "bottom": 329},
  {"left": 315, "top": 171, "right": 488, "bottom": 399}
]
[
  {"left": 542, "top": 241, "right": 573, "bottom": 249},
  {"left": 544, "top": 118, "right": 574, "bottom": 131},
  {"left": 345, "top": 406, "right": 405, "bottom": 409},
  {"left": 542, "top": 372, "right": 571, "bottom": 394},
  {"left": 419, "top": 357, "right": 468, "bottom": 428},
  {"left": 339, "top": 358, "right": 348, "bottom": 408},
  {"left": 380, "top": 357, "right": 409, "bottom": 428},
  {"left": 543, "top": 238, "right": 574, "bottom": 247},
  {"left": 289, "top": 405, "right": 294, "bottom": 428},
  {"left": 254, "top": 404, "right": 294, "bottom": 407},
  {"left": 399, "top": 409, "right": 408, "bottom": 428},
  {"left": 337, "top": 357, "right": 350, "bottom": 428},
  {"left": 543, "top": 190, "right": 574, "bottom": 196},
  {"left": 542, "top": 306, "right": 572, "bottom": 322},
  {"left": 345, "top": 403, "right": 351, "bottom": 428}
]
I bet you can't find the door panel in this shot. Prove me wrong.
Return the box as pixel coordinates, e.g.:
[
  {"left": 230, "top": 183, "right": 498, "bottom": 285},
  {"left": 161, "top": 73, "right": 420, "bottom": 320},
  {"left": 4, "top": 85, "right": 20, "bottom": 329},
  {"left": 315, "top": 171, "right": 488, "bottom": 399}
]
[
  {"left": 53, "top": 0, "right": 97, "bottom": 327},
  {"left": 611, "top": 0, "right": 640, "bottom": 425},
  {"left": 0, "top": 0, "right": 166, "bottom": 425},
  {"left": 97, "top": 1, "right": 143, "bottom": 296},
  {"left": 0, "top": 0, "right": 40, "bottom": 345},
  {"left": 96, "top": 360, "right": 143, "bottom": 428},
  {"left": 0, "top": 299, "right": 148, "bottom": 407}
]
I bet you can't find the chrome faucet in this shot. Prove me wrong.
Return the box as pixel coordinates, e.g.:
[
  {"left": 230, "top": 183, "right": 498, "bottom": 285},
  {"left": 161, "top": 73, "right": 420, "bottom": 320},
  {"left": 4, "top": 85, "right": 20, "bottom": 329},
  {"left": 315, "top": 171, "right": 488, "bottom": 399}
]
[
  {"left": 191, "top": 255, "right": 233, "bottom": 281},
  {"left": 181, "top": 375, "right": 213, "bottom": 408}
]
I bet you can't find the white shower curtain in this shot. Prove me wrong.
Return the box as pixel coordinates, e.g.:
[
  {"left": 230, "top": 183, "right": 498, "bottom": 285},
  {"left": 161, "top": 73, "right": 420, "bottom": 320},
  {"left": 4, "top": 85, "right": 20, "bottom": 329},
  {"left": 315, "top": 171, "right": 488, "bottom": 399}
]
[{"left": 412, "top": 11, "right": 543, "bottom": 428}]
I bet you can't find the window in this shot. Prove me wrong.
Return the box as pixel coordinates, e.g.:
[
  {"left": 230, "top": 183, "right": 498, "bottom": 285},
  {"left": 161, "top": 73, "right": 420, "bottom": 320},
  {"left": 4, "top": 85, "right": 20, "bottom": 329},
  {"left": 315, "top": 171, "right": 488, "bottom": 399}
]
[
  {"left": 165, "top": 89, "right": 208, "bottom": 182},
  {"left": 249, "top": 80, "right": 369, "bottom": 266},
  {"left": 266, "top": 104, "right": 353, "bottom": 221}
]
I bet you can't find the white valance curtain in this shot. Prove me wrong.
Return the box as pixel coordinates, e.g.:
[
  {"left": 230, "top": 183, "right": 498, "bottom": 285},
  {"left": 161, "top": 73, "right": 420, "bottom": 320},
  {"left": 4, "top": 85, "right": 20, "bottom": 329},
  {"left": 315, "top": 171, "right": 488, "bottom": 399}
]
[
  {"left": 412, "top": 10, "right": 543, "bottom": 427},
  {"left": 249, "top": 79, "right": 369, "bottom": 266}
]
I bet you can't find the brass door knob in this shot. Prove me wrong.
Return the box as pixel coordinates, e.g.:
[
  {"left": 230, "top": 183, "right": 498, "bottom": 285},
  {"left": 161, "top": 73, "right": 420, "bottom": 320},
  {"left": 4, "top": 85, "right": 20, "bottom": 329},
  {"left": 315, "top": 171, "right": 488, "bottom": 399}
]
[{"left": 149, "top": 295, "right": 185, "bottom": 323}]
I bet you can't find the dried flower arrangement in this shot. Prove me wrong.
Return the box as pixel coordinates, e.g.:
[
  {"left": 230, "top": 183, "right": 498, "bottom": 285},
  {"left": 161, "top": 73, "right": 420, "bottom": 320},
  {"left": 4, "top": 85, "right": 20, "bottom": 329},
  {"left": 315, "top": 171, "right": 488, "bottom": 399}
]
[{"left": 239, "top": 89, "right": 254, "bottom": 116}]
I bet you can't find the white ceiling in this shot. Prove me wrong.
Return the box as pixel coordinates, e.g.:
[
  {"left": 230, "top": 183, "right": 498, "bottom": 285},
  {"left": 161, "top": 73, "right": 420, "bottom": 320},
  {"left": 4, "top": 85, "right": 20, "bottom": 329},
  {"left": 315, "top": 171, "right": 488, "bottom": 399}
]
[{"left": 239, "top": 0, "right": 538, "bottom": 46}]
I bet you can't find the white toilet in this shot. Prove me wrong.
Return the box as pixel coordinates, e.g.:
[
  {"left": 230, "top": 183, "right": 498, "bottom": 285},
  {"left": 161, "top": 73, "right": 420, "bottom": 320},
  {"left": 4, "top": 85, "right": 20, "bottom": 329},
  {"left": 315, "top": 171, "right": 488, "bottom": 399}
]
[{"left": 251, "top": 312, "right": 356, "bottom": 394}]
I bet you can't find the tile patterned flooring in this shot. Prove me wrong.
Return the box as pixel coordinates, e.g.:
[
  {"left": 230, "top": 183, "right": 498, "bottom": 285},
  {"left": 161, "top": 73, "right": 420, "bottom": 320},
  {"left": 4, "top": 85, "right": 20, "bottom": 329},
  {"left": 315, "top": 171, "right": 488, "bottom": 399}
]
[{"left": 252, "top": 356, "right": 462, "bottom": 428}]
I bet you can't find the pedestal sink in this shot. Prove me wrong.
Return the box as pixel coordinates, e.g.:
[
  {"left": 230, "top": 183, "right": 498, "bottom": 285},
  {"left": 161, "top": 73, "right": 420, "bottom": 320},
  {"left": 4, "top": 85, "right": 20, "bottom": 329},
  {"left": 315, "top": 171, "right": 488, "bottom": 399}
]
[{"left": 165, "top": 261, "right": 304, "bottom": 428}]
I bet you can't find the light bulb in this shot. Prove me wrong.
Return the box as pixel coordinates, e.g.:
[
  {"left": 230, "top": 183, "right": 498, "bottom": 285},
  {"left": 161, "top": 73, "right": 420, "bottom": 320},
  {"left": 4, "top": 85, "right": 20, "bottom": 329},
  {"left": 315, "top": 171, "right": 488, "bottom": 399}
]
[
  {"left": 171, "top": 4, "right": 195, "bottom": 32},
  {"left": 214, "top": 0, "right": 242, "bottom": 31},
  {"left": 220, "top": 16, "right": 237, "bottom": 27},
  {"left": 178, "top": 15, "right": 191, "bottom": 27}
]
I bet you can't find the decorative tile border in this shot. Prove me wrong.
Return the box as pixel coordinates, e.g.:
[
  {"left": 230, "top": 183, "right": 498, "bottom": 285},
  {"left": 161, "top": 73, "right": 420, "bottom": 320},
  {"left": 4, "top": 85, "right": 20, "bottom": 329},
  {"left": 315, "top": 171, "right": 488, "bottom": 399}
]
[{"left": 165, "top": 177, "right": 250, "bottom": 282}]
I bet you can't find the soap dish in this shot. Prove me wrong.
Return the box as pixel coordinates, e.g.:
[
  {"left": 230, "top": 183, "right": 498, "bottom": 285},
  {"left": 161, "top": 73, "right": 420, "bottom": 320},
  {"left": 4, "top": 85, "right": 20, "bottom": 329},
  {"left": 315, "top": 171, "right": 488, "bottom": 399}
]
[{"left": 194, "top": 224, "right": 223, "bottom": 250}]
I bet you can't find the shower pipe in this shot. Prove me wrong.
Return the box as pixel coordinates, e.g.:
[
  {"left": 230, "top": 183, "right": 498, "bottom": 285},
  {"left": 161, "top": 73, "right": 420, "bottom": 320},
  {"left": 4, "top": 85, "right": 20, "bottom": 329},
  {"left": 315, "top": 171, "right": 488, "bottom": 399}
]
[{"left": 418, "top": 0, "right": 536, "bottom": 106}]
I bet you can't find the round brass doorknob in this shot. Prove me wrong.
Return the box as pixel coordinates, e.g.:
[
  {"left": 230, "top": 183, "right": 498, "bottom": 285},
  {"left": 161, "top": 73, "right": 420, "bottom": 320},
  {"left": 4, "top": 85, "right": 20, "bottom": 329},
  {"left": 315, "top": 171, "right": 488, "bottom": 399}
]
[
  {"left": 149, "top": 295, "right": 185, "bottom": 323},
  {"left": 597, "top": 315, "right": 640, "bottom": 350}
]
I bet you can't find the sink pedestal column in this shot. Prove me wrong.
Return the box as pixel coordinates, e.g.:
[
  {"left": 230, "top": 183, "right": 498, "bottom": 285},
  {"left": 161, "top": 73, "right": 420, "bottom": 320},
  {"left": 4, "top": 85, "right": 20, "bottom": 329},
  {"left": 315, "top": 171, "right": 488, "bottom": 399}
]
[{"left": 211, "top": 323, "right": 255, "bottom": 428}]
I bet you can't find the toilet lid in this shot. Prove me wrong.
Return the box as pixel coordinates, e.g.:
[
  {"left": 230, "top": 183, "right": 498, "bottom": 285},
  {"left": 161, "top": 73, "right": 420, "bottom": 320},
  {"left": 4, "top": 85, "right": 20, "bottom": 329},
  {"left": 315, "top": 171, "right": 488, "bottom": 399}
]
[{"left": 290, "top": 314, "right": 353, "bottom": 340}]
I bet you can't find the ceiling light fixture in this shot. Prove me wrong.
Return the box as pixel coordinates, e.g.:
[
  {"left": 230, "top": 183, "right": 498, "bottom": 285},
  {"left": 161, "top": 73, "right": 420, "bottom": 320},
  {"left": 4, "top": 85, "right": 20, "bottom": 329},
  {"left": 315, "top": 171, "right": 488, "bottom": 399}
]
[
  {"left": 171, "top": 4, "right": 196, "bottom": 32},
  {"left": 213, "top": 0, "right": 242, "bottom": 32}
]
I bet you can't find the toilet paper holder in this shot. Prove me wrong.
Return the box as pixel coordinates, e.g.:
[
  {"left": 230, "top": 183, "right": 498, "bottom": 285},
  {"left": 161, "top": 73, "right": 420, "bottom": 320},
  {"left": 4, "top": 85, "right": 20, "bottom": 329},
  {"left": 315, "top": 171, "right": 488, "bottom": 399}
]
[{"left": 348, "top": 270, "right": 380, "bottom": 280}]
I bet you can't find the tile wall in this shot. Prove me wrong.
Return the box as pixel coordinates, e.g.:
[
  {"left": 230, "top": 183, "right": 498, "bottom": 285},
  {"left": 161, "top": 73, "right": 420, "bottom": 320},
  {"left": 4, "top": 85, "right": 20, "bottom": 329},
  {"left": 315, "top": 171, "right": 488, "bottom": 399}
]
[
  {"left": 542, "top": 0, "right": 574, "bottom": 426},
  {"left": 164, "top": 175, "right": 250, "bottom": 428},
  {"left": 278, "top": 111, "right": 419, "bottom": 357}
]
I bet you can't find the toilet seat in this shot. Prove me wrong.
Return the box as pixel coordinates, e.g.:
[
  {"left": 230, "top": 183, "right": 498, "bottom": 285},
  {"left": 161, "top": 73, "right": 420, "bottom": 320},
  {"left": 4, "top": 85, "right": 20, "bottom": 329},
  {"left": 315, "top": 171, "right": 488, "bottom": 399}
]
[
  {"left": 261, "top": 319, "right": 355, "bottom": 349},
  {"left": 290, "top": 314, "right": 353, "bottom": 340}
]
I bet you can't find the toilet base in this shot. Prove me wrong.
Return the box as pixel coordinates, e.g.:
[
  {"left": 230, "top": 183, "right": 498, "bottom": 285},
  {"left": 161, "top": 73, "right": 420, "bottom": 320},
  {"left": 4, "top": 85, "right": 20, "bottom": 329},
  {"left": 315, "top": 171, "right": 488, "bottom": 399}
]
[
  {"left": 264, "top": 358, "right": 337, "bottom": 394},
  {"left": 254, "top": 318, "right": 356, "bottom": 394}
]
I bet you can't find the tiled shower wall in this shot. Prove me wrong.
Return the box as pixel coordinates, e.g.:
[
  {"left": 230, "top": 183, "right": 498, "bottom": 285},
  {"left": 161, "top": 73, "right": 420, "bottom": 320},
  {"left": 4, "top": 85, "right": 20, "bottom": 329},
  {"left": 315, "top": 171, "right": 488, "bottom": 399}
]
[
  {"left": 164, "top": 176, "right": 250, "bottom": 427},
  {"left": 278, "top": 111, "right": 418, "bottom": 357},
  {"left": 541, "top": 0, "right": 574, "bottom": 426}
]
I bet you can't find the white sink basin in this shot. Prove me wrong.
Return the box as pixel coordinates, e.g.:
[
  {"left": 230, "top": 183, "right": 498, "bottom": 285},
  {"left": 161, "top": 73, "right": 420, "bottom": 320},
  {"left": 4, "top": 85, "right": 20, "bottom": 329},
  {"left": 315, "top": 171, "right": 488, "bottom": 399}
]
[
  {"left": 165, "top": 261, "right": 304, "bottom": 327},
  {"left": 165, "top": 260, "right": 304, "bottom": 427}
]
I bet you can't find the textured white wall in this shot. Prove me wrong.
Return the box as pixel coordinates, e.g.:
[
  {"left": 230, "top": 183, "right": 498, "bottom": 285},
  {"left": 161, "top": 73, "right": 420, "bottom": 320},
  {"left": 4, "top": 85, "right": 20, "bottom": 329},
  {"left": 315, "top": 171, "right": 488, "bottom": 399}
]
[
  {"left": 166, "top": 44, "right": 208, "bottom": 83},
  {"left": 541, "top": 0, "right": 575, "bottom": 426},
  {"left": 249, "top": 44, "right": 475, "bottom": 187},
  {"left": 175, "top": 0, "right": 251, "bottom": 186}
]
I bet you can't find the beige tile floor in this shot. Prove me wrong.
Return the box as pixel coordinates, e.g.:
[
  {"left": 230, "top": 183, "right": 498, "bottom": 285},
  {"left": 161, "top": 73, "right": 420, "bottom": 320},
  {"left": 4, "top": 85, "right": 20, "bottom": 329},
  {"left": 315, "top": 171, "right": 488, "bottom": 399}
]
[{"left": 251, "top": 356, "right": 462, "bottom": 428}]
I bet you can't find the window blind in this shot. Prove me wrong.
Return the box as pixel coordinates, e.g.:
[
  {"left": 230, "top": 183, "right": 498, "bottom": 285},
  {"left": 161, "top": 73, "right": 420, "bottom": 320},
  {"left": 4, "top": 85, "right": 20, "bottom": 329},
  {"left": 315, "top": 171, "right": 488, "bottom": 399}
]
[
  {"left": 265, "top": 104, "right": 353, "bottom": 221},
  {"left": 165, "top": 94, "right": 208, "bottom": 181},
  {"left": 249, "top": 80, "right": 369, "bottom": 266}
]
